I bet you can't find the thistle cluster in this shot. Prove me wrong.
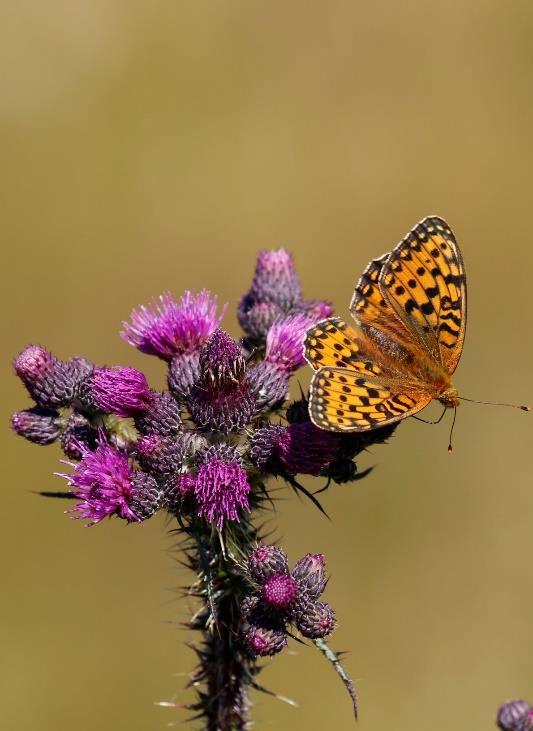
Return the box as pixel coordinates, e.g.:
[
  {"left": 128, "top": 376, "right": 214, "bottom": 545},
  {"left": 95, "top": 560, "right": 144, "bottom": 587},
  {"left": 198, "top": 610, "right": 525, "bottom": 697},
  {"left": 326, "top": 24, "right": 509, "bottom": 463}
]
[
  {"left": 497, "top": 700, "right": 533, "bottom": 731},
  {"left": 11, "top": 248, "right": 397, "bottom": 728},
  {"left": 242, "top": 544, "right": 335, "bottom": 657}
]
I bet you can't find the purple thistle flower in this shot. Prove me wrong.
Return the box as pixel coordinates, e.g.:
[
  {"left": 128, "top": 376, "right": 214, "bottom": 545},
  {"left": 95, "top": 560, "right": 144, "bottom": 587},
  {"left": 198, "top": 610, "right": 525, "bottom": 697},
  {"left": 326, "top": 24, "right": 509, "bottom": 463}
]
[
  {"left": 246, "top": 314, "right": 315, "bottom": 411},
  {"left": 194, "top": 445, "right": 251, "bottom": 529},
  {"left": 300, "top": 299, "right": 334, "bottom": 321},
  {"left": 243, "top": 623, "right": 288, "bottom": 658},
  {"left": 497, "top": 701, "right": 532, "bottom": 731},
  {"left": 121, "top": 290, "right": 226, "bottom": 360},
  {"left": 264, "top": 313, "right": 316, "bottom": 372},
  {"left": 58, "top": 438, "right": 154, "bottom": 525},
  {"left": 90, "top": 367, "right": 152, "bottom": 418},
  {"left": 187, "top": 331, "right": 255, "bottom": 433},
  {"left": 277, "top": 421, "right": 340, "bottom": 475},
  {"left": 262, "top": 573, "right": 299, "bottom": 610},
  {"left": 296, "top": 601, "right": 336, "bottom": 639},
  {"left": 14, "top": 344, "right": 76, "bottom": 409},
  {"left": 11, "top": 407, "right": 60, "bottom": 445}
]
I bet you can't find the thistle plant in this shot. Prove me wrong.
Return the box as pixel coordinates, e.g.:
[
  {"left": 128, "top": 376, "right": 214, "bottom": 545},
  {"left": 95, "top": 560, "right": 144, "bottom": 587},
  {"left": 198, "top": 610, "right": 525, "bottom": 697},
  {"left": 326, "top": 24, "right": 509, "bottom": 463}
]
[{"left": 11, "top": 249, "right": 396, "bottom": 729}]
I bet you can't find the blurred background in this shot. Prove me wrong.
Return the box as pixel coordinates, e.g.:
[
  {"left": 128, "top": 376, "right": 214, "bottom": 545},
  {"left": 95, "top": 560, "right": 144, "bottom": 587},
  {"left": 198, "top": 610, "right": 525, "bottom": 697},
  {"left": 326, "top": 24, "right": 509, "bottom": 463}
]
[{"left": 2, "top": 2, "right": 533, "bottom": 729}]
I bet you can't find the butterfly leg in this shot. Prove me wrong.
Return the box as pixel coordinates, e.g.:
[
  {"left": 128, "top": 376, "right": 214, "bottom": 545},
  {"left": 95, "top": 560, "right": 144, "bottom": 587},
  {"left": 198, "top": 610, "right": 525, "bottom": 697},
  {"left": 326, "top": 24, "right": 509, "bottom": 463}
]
[{"left": 411, "top": 405, "right": 447, "bottom": 425}]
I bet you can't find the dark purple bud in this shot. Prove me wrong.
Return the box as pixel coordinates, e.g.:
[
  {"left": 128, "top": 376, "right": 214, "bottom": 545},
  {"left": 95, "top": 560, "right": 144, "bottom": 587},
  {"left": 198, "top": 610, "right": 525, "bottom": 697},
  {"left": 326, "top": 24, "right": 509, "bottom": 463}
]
[
  {"left": 67, "top": 356, "right": 95, "bottom": 389},
  {"left": 14, "top": 344, "right": 76, "bottom": 409},
  {"left": 497, "top": 700, "right": 532, "bottom": 731},
  {"left": 262, "top": 573, "right": 299, "bottom": 610},
  {"left": 296, "top": 601, "right": 336, "bottom": 639},
  {"left": 128, "top": 471, "right": 162, "bottom": 521},
  {"left": 249, "top": 249, "right": 302, "bottom": 309},
  {"left": 167, "top": 351, "right": 201, "bottom": 397},
  {"left": 60, "top": 413, "right": 98, "bottom": 459},
  {"left": 11, "top": 407, "right": 60, "bottom": 445},
  {"left": 194, "top": 444, "right": 251, "bottom": 529},
  {"left": 244, "top": 623, "right": 288, "bottom": 657},
  {"left": 136, "top": 434, "right": 183, "bottom": 476},
  {"left": 291, "top": 553, "right": 326, "bottom": 600},
  {"left": 163, "top": 472, "right": 196, "bottom": 515},
  {"left": 187, "top": 331, "right": 255, "bottom": 433},
  {"left": 237, "top": 295, "right": 283, "bottom": 339},
  {"left": 248, "top": 424, "right": 285, "bottom": 471},
  {"left": 90, "top": 367, "right": 152, "bottom": 417},
  {"left": 134, "top": 391, "right": 182, "bottom": 437},
  {"left": 240, "top": 593, "right": 260, "bottom": 618},
  {"left": 246, "top": 361, "right": 289, "bottom": 411},
  {"left": 248, "top": 544, "right": 289, "bottom": 582},
  {"left": 277, "top": 422, "right": 340, "bottom": 475}
]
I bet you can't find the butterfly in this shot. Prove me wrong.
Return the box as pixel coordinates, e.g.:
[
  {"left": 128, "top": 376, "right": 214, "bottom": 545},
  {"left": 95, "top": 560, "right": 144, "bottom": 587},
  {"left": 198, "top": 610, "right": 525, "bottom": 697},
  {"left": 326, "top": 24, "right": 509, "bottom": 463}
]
[{"left": 304, "top": 216, "right": 467, "bottom": 433}]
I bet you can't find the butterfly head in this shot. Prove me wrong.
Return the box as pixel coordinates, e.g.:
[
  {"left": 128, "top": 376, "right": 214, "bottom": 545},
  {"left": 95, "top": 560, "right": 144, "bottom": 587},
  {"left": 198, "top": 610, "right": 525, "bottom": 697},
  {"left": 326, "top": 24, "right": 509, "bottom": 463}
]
[{"left": 438, "top": 387, "right": 460, "bottom": 409}]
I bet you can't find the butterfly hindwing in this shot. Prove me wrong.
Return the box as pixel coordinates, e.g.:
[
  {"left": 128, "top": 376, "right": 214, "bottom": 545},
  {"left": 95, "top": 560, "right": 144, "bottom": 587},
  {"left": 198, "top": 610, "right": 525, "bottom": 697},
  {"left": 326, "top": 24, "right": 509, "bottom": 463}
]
[
  {"left": 309, "top": 366, "right": 432, "bottom": 432},
  {"left": 304, "top": 317, "right": 385, "bottom": 376},
  {"left": 379, "top": 216, "right": 466, "bottom": 373}
]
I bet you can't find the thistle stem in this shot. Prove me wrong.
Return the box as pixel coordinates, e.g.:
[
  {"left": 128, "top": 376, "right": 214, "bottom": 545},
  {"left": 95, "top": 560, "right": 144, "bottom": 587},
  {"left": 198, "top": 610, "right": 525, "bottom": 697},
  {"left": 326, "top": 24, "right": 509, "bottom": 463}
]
[{"left": 186, "top": 513, "right": 259, "bottom": 730}]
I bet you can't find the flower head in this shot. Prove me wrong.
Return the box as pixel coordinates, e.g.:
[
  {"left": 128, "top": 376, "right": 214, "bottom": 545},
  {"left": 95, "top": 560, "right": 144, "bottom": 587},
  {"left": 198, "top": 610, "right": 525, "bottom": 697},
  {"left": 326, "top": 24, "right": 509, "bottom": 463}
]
[
  {"left": 243, "top": 622, "right": 288, "bottom": 658},
  {"left": 187, "top": 331, "right": 255, "bottom": 433},
  {"left": 264, "top": 313, "right": 316, "bottom": 372},
  {"left": 296, "top": 601, "right": 336, "bottom": 639},
  {"left": 11, "top": 407, "right": 60, "bottom": 445},
  {"left": 90, "top": 367, "right": 152, "bottom": 417},
  {"left": 237, "top": 297, "right": 283, "bottom": 340},
  {"left": 277, "top": 421, "right": 341, "bottom": 475},
  {"left": 291, "top": 553, "right": 326, "bottom": 600},
  {"left": 136, "top": 433, "right": 183, "bottom": 476},
  {"left": 14, "top": 344, "right": 76, "bottom": 409},
  {"left": 58, "top": 438, "right": 156, "bottom": 525},
  {"left": 194, "top": 444, "right": 251, "bottom": 529},
  {"left": 134, "top": 391, "right": 182, "bottom": 437},
  {"left": 262, "top": 573, "right": 299, "bottom": 610},
  {"left": 497, "top": 700, "right": 532, "bottom": 731},
  {"left": 122, "top": 290, "right": 226, "bottom": 360},
  {"left": 247, "top": 544, "right": 289, "bottom": 582}
]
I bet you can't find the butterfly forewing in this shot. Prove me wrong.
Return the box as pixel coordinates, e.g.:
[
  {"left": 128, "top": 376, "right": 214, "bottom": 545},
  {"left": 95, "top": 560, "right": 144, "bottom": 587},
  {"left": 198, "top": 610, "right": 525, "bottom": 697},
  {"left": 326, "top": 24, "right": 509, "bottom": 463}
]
[{"left": 378, "top": 216, "right": 466, "bottom": 374}]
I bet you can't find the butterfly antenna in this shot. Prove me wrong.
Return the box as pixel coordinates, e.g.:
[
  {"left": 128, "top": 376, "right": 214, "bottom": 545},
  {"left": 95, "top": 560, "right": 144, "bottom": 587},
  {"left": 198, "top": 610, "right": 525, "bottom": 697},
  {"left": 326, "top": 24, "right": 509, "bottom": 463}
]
[
  {"left": 459, "top": 397, "right": 531, "bottom": 412},
  {"left": 447, "top": 407, "right": 457, "bottom": 454}
]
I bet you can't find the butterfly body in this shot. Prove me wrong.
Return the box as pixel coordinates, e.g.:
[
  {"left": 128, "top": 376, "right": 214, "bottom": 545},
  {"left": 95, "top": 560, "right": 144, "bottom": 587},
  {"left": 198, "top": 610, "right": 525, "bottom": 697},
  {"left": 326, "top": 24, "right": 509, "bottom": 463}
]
[{"left": 305, "top": 216, "right": 466, "bottom": 432}]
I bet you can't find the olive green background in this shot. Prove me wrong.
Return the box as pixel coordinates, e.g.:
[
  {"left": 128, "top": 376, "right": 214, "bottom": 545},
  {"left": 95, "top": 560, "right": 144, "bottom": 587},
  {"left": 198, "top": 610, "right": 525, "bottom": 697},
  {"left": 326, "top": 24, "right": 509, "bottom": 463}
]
[{"left": 2, "top": 3, "right": 533, "bottom": 730}]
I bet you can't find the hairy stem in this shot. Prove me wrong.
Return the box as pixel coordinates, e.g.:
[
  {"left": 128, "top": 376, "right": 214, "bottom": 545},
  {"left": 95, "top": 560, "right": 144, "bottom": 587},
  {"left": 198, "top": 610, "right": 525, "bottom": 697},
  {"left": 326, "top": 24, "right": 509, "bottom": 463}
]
[{"left": 185, "top": 513, "right": 259, "bottom": 730}]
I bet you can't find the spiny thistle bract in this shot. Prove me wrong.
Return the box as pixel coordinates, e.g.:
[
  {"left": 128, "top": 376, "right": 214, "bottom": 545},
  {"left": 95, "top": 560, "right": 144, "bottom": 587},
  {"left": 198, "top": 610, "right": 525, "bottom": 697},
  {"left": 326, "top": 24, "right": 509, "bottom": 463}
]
[{"left": 11, "top": 248, "right": 397, "bottom": 729}]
